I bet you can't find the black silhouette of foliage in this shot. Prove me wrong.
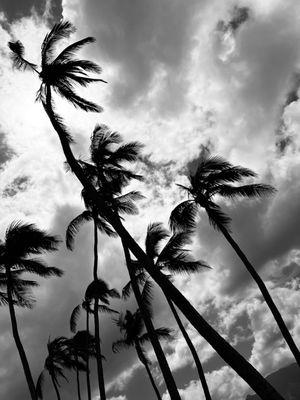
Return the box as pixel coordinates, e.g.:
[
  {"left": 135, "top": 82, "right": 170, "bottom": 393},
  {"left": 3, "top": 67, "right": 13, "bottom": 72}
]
[
  {"left": 8, "top": 20, "right": 105, "bottom": 114},
  {"left": 170, "top": 152, "right": 275, "bottom": 232},
  {"left": 8, "top": 41, "right": 38, "bottom": 71},
  {"left": 85, "top": 278, "right": 120, "bottom": 304}
]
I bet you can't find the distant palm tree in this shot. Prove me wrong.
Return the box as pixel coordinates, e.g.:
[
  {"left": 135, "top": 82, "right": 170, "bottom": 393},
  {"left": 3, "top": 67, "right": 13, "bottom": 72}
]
[
  {"left": 8, "top": 23, "right": 286, "bottom": 400},
  {"left": 170, "top": 152, "right": 300, "bottom": 366},
  {"left": 123, "top": 223, "right": 212, "bottom": 400},
  {"left": 113, "top": 310, "right": 171, "bottom": 400},
  {"left": 0, "top": 221, "right": 62, "bottom": 400},
  {"left": 36, "top": 336, "right": 84, "bottom": 400},
  {"left": 70, "top": 299, "right": 94, "bottom": 400},
  {"left": 67, "top": 330, "right": 96, "bottom": 400},
  {"left": 85, "top": 279, "right": 120, "bottom": 400}
]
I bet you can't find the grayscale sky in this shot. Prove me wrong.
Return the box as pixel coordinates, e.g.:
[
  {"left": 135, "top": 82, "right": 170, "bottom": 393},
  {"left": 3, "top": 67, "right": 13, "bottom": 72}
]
[{"left": 0, "top": 0, "right": 299, "bottom": 399}]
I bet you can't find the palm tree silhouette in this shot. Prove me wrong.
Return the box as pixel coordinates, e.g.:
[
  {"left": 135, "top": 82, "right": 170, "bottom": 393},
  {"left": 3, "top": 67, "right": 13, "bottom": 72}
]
[
  {"left": 113, "top": 309, "right": 172, "bottom": 400},
  {"left": 0, "top": 221, "right": 62, "bottom": 400},
  {"left": 70, "top": 298, "right": 94, "bottom": 400},
  {"left": 36, "top": 336, "right": 84, "bottom": 400},
  {"left": 8, "top": 22, "right": 285, "bottom": 399},
  {"left": 85, "top": 278, "right": 120, "bottom": 400},
  {"left": 123, "top": 222, "right": 212, "bottom": 400},
  {"left": 67, "top": 330, "right": 97, "bottom": 400},
  {"left": 170, "top": 152, "right": 300, "bottom": 366}
]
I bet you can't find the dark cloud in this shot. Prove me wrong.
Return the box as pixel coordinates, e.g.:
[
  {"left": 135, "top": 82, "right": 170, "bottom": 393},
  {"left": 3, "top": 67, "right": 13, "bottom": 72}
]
[
  {"left": 0, "top": 0, "right": 62, "bottom": 25},
  {"left": 217, "top": 6, "right": 250, "bottom": 34},
  {"left": 78, "top": 0, "right": 204, "bottom": 109},
  {"left": 2, "top": 175, "right": 30, "bottom": 197}
]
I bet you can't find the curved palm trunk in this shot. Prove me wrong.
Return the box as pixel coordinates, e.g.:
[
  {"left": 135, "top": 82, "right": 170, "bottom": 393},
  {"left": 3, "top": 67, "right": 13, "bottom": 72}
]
[
  {"left": 6, "top": 267, "right": 37, "bottom": 400},
  {"left": 86, "top": 310, "right": 92, "bottom": 400},
  {"left": 167, "top": 298, "right": 212, "bottom": 400},
  {"left": 75, "top": 354, "right": 82, "bottom": 400},
  {"left": 135, "top": 340, "right": 162, "bottom": 400},
  {"left": 50, "top": 373, "right": 62, "bottom": 400},
  {"left": 43, "top": 93, "right": 285, "bottom": 400},
  {"left": 122, "top": 241, "right": 181, "bottom": 400},
  {"left": 217, "top": 222, "right": 300, "bottom": 367}
]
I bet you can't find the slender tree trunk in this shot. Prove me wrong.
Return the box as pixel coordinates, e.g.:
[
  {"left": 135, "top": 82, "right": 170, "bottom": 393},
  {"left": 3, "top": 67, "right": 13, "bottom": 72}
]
[
  {"left": 167, "top": 298, "right": 212, "bottom": 400},
  {"left": 218, "top": 222, "right": 300, "bottom": 367},
  {"left": 122, "top": 240, "right": 181, "bottom": 400},
  {"left": 135, "top": 340, "right": 162, "bottom": 400},
  {"left": 50, "top": 373, "right": 62, "bottom": 400},
  {"left": 43, "top": 93, "right": 285, "bottom": 400},
  {"left": 75, "top": 354, "right": 82, "bottom": 400},
  {"left": 86, "top": 310, "right": 92, "bottom": 400},
  {"left": 92, "top": 213, "right": 106, "bottom": 400},
  {"left": 94, "top": 300, "right": 106, "bottom": 400},
  {"left": 5, "top": 267, "right": 37, "bottom": 400}
]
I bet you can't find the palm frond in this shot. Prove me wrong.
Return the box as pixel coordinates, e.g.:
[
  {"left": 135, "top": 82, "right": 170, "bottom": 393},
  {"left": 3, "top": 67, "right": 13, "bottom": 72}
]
[
  {"left": 109, "top": 142, "right": 144, "bottom": 164},
  {"left": 70, "top": 304, "right": 82, "bottom": 333},
  {"left": 140, "top": 280, "right": 153, "bottom": 318},
  {"left": 41, "top": 20, "right": 75, "bottom": 66},
  {"left": 122, "top": 280, "right": 133, "bottom": 300},
  {"left": 145, "top": 222, "right": 169, "bottom": 259},
  {"left": 53, "top": 37, "right": 97, "bottom": 64},
  {"left": 165, "top": 258, "right": 210, "bottom": 274},
  {"left": 8, "top": 41, "right": 38, "bottom": 71},
  {"left": 217, "top": 183, "right": 276, "bottom": 199},
  {"left": 17, "top": 259, "right": 63, "bottom": 278},
  {"left": 112, "top": 339, "right": 131, "bottom": 353},
  {"left": 169, "top": 200, "right": 198, "bottom": 232},
  {"left": 95, "top": 216, "right": 117, "bottom": 237},
  {"left": 157, "top": 231, "right": 192, "bottom": 263},
  {"left": 98, "top": 305, "right": 118, "bottom": 314},
  {"left": 206, "top": 202, "right": 231, "bottom": 231},
  {"left": 205, "top": 166, "right": 256, "bottom": 185},
  {"left": 36, "top": 370, "right": 45, "bottom": 399},
  {"left": 66, "top": 210, "right": 93, "bottom": 250},
  {"left": 54, "top": 84, "right": 102, "bottom": 112}
]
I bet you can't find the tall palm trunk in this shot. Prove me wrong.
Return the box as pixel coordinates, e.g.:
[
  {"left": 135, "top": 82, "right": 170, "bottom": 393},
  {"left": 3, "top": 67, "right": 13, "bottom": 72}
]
[
  {"left": 50, "top": 373, "right": 62, "bottom": 400},
  {"left": 75, "top": 353, "right": 82, "bottom": 400},
  {"left": 122, "top": 240, "right": 181, "bottom": 400},
  {"left": 43, "top": 92, "right": 285, "bottom": 400},
  {"left": 135, "top": 340, "right": 162, "bottom": 400},
  {"left": 86, "top": 310, "right": 92, "bottom": 400},
  {"left": 5, "top": 267, "right": 37, "bottom": 400},
  {"left": 92, "top": 215, "right": 106, "bottom": 400},
  {"left": 217, "top": 222, "right": 300, "bottom": 367},
  {"left": 167, "top": 298, "right": 212, "bottom": 400}
]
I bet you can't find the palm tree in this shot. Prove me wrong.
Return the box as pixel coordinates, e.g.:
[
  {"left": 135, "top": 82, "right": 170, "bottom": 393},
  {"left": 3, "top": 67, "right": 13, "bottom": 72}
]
[
  {"left": 8, "top": 22, "right": 285, "bottom": 399},
  {"left": 123, "top": 223, "right": 212, "bottom": 400},
  {"left": 67, "top": 331, "right": 96, "bottom": 400},
  {"left": 85, "top": 279, "right": 120, "bottom": 400},
  {"left": 70, "top": 298, "right": 94, "bottom": 400},
  {"left": 113, "top": 310, "right": 172, "bottom": 400},
  {"left": 36, "top": 336, "right": 84, "bottom": 400},
  {"left": 0, "top": 221, "right": 62, "bottom": 400},
  {"left": 170, "top": 152, "right": 300, "bottom": 366}
]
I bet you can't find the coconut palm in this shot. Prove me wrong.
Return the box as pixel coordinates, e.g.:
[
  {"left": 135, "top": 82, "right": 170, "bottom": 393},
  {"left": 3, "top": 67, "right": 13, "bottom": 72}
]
[
  {"left": 36, "top": 336, "right": 85, "bottom": 400},
  {"left": 170, "top": 152, "right": 300, "bottom": 366},
  {"left": 113, "top": 310, "right": 172, "bottom": 400},
  {"left": 85, "top": 279, "right": 120, "bottom": 400},
  {"left": 123, "top": 223, "right": 212, "bottom": 400},
  {"left": 8, "top": 22, "right": 285, "bottom": 399},
  {"left": 67, "top": 331, "right": 96, "bottom": 400},
  {"left": 70, "top": 299, "right": 93, "bottom": 400},
  {"left": 0, "top": 221, "right": 62, "bottom": 400}
]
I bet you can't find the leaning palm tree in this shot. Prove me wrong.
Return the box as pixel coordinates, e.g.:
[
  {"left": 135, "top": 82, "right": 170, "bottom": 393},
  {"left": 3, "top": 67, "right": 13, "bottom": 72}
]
[
  {"left": 36, "top": 336, "right": 85, "bottom": 400},
  {"left": 113, "top": 310, "right": 171, "bottom": 400},
  {"left": 85, "top": 279, "right": 120, "bottom": 400},
  {"left": 0, "top": 221, "right": 62, "bottom": 400},
  {"left": 8, "top": 23, "right": 285, "bottom": 400},
  {"left": 123, "top": 223, "right": 212, "bottom": 400},
  {"left": 170, "top": 152, "right": 300, "bottom": 366},
  {"left": 67, "top": 331, "right": 97, "bottom": 400}
]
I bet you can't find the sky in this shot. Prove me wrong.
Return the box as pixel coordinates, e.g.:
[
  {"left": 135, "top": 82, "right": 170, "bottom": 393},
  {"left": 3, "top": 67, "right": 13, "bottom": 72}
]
[{"left": 0, "top": 0, "right": 299, "bottom": 399}]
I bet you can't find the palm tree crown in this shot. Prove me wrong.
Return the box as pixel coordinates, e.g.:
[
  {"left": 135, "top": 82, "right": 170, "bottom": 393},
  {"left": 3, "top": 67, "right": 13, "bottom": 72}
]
[
  {"left": 170, "top": 152, "right": 275, "bottom": 232},
  {"left": 8, "top": 20, "right": 105, "bottom": 113}
]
